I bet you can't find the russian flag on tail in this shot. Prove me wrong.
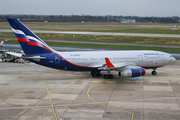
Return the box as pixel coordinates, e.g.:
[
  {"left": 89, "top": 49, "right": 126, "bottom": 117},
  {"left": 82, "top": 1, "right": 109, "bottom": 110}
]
[{"left": 7, "top": 18, "right": 54, "bottom": 55}]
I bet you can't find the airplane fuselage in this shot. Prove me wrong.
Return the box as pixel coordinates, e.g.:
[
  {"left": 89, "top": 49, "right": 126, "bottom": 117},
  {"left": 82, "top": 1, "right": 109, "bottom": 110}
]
[{"left": 30, "top": 50, "right": 175, "bottom": 71}]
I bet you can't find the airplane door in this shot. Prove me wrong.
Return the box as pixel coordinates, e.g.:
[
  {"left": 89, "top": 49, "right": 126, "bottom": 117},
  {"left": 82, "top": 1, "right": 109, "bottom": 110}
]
[
  {"left": 55, "top": 55, "right": 60, "bottom": 63},
  {"left": 138, "top": 55, "right": 143, "bottom": 62},
  {"left": 161, "top": 54, "right": 165, "bottom": 61}
]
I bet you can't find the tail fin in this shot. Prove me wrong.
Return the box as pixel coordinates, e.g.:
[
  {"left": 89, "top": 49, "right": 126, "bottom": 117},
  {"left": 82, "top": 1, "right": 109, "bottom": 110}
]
[{"left": 7, "top": 18, "right": 54, "bottom": 55}]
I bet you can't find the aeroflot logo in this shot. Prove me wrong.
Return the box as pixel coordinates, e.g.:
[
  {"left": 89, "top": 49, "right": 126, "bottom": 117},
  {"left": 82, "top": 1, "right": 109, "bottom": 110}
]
[{"left": 144, "top": 53, "right": 159, "bottom": 55}]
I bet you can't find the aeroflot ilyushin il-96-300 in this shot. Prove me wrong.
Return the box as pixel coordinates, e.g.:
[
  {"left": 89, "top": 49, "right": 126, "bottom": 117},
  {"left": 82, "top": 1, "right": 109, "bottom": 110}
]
[{"left": 6, "top": 18, "right": 176, "bottom": 79}]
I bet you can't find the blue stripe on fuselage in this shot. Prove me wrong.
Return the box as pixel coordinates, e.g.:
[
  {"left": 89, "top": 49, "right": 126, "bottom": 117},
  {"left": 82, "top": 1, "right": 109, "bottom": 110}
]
[{"left": 27, "top": 53, "right": 98, "bottom": 71}]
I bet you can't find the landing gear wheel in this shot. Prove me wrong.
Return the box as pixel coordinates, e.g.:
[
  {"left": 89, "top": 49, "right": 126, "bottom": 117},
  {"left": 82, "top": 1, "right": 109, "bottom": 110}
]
[
  {"left": 118, "top": 72, "right": 121, "bottom": 77},
  {"left": 104, "top": 74, "right": 109, "bottom": 79},
  {"left": 91, "top": 71, "right": 101, "bottom": 77},
  {"left": 152, "top": 71, "right": 157, "bottom": 75},
  {"left": 97, "top": 72, "right": 101, "bottom": 77},
  {"left": 103, "top": 74, "right": 113, "bottom": 79},
  {"left": 109, "top": 74, "right": 113, "bottom": 79}
]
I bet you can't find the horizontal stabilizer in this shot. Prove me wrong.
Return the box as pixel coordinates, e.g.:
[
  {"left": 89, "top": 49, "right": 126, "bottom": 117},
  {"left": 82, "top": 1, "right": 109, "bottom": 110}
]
[
  {"left": 6, "top": 52, "right": 22, "bottom": 57},
  {"left": 21, "top": 56, "right": 46, "bottom": 59},
  {"left": 21, "top": 56, "right": 46, "bottom": 61}
]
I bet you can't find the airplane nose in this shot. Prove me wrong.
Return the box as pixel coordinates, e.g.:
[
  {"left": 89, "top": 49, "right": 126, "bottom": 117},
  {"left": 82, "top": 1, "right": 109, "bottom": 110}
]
[
  {"left": 170, "top": 56, "right": 176, "bottom": 62},
  {"left": 173, "top": 57, "right": 176, "bottom": 62}
]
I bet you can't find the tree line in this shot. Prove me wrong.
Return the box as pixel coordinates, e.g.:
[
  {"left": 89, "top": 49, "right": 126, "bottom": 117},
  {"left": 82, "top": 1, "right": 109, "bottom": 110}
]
[{"left": 0, "top": 14, "right": 179, "bottom": 23}]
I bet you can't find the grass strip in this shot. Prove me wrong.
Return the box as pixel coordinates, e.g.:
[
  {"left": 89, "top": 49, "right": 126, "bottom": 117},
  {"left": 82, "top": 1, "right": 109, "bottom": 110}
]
[
  {"left": 3, "top": 40, "right": 180, "bottom": 52},
  {"left": 1, "top": 22, "right": 180, "bottom": 34},
  {"left": 1, "top": 33, "right": 180, "bottom": 46}
]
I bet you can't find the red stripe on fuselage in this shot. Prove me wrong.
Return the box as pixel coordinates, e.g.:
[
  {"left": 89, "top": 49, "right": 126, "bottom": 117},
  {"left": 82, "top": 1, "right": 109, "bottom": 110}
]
[
  {"left": 55, "top": 53, "right": 96, "bottom": 68},
  {"left": 27, "top": 41, "right": 53, "bottom": 52},
  {"left": 16, "top": 37, "right": 29, "bottom": 42},
  {"left": 16, "top": 37, "right": 53, "bottom": 53},
  {"left": 28, "top": 41, "right": 41, "bottom": 46}
]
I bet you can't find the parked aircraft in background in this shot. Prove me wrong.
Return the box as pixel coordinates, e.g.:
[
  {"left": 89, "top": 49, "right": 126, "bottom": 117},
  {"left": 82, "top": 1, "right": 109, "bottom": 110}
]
[
  {"left": 0, "top": 40, "right": 4, "bottom": 45},
  {"left": 6, "top": 18, "right": 176, "bottom": 79},
  {"left": 0, "top": 40, "right": 4, "bottom": 50}
]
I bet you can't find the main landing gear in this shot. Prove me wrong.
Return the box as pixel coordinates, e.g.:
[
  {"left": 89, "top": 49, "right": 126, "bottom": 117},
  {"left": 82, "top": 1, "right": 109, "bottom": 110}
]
[
  {"left": 152, "top": 68, "right": 157, "bottom": 75},
  {"left": 103, "top": 70, "right": 113, "bottom": 79},
  {"left": 91, "top": 70, "right": 101, "bottom": 77},
  {"left": 91, "top": 70, "right": 114, "bottom": 79},
  {"left": 103, "top": 74, "right": 113, "bottom": 79}
]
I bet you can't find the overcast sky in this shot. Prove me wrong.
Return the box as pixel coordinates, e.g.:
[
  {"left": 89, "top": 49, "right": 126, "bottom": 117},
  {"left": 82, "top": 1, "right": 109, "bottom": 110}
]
[{"left": 0, "top": 0, "right": 180, "bottom": 17}]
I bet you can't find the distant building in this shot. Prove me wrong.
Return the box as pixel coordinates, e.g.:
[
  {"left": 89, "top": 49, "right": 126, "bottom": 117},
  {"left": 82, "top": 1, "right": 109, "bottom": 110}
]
[
  {"left": 172, "top": 25, "right": 178, "bottom": 30},
  {"left": 120, "top": 19, "right": 136, "bottom": 23}
]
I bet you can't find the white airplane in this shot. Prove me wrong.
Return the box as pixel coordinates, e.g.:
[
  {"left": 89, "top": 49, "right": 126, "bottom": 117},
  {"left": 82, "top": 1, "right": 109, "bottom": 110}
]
[{"left": 6, "top": 18, "right": 176, "bottom": 79}]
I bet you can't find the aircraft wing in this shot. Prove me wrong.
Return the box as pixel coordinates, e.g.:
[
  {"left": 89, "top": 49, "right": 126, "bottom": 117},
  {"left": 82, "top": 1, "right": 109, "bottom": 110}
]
[
  {"left": 97, "top": 58, "right": 136, "bottom": 71},
  {"left": 6, "top": 52, "right": 22, "bottom": 57}
]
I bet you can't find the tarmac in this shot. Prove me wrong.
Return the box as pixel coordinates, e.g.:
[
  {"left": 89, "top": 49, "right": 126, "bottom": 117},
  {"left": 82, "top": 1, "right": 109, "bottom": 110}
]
[{"left": 0, "top": 61, "right": 180, "bottom": 120}]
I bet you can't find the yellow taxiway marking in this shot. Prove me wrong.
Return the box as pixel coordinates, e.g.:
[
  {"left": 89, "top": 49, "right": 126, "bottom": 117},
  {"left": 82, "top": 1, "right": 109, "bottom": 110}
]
[
  {"left": 44, "top": 78, "right": 58, "bottom": 120},
  {"left": 87, "top": 81, "right": 134, "bottom": 120}
]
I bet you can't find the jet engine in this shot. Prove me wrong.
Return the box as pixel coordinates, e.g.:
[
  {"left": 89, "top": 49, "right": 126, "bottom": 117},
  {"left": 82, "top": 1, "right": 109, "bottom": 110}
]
[{"left": 119, "top": 68, "right": 146, "bottom": 77}]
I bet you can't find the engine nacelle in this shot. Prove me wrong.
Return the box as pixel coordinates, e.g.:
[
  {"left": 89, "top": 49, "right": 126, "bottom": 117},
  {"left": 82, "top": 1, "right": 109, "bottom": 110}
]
[{"left": 119, "top": 68, "right": 146, "bottom": 77}]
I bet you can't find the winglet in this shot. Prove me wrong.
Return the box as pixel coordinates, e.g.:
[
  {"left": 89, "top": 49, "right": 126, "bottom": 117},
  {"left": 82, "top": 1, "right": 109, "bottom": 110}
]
[{"left": 105, "top": 58, "right": 115, "bottom": 68}]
